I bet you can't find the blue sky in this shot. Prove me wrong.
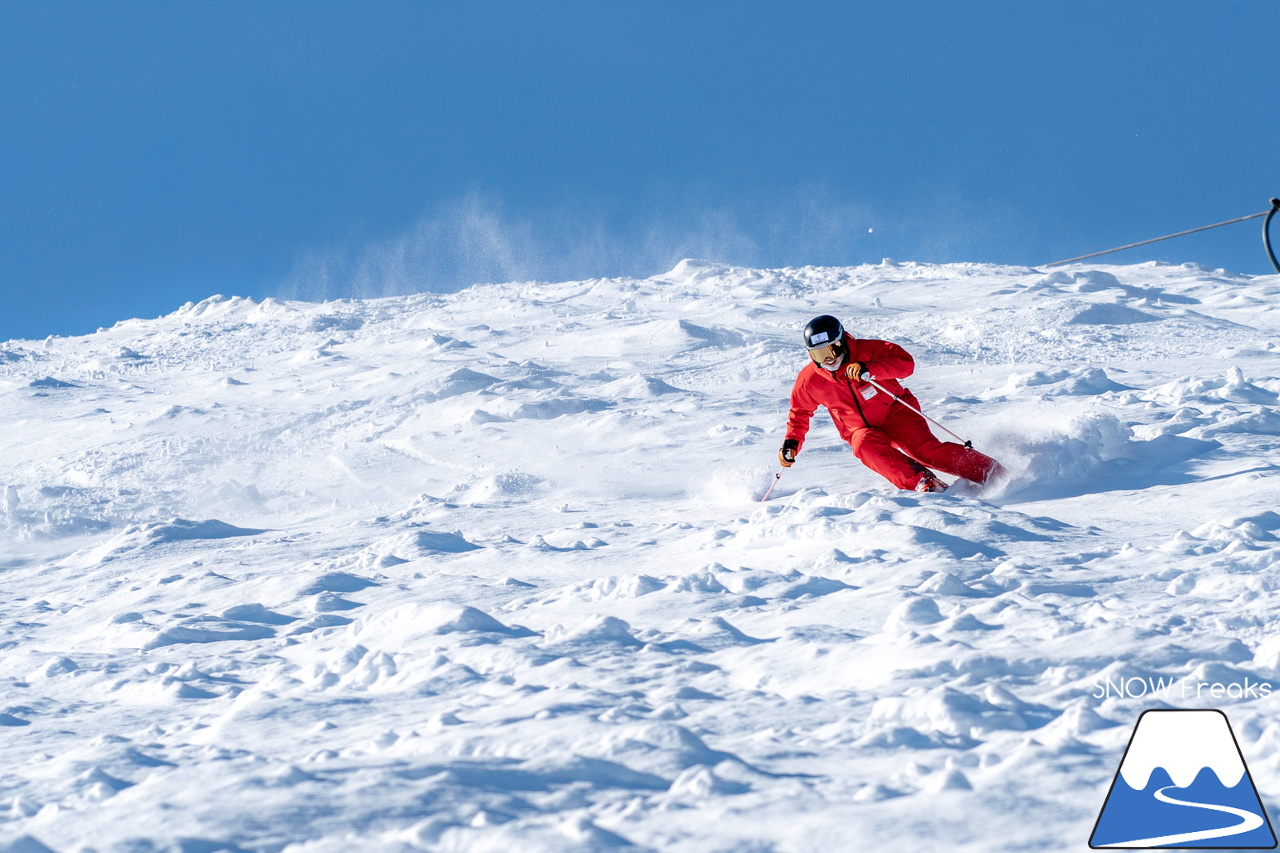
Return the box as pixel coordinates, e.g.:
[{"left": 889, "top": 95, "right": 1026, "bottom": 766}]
[{"left": 1, "top": 2, "right": 1277, "bottom": 342}]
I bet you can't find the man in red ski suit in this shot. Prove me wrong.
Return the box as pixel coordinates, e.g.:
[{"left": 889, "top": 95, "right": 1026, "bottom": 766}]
[{"left": 778, "top": 315, "right": 1001, "bottom": 492}]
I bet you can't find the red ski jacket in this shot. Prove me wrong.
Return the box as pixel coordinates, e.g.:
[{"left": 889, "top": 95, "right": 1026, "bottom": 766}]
[{"left": 784, "top": 334, "right": 916, "bottom": 452}]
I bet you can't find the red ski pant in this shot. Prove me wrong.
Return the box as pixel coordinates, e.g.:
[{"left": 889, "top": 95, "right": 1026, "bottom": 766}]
[{"left": 848, "top": 399, "right": 999, "bottom": 490}]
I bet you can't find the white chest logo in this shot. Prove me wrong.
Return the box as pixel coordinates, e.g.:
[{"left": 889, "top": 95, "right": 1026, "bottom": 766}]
[{"left": 860, "top": 385, "right": 878, "bottom": 400}]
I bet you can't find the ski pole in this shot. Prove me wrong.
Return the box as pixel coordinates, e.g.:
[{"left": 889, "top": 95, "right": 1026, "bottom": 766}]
[
  {"left": 865, "top": 376, "right": 974, "bottom": 449},
  {"left": 761, "top": 468, "right": 784, "bottom": 501}
]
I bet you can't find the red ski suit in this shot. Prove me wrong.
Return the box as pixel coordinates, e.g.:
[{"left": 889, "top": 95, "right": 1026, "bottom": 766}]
[{"left": 784, "top": 334, "right": 998, "bottom": 489}]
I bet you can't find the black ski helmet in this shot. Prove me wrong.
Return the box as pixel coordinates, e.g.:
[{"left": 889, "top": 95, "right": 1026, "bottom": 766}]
[{"left": 803, "top": 315, "right": 844, "bottom": 350}]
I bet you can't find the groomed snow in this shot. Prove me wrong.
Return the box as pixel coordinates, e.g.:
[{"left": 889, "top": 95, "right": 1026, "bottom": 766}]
[{"left": 2, "top": 258, "right": 1280, "bottom": 851}]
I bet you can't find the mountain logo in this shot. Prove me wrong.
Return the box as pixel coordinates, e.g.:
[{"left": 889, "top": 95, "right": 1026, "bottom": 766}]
[{"left": 1090, "top": 709, "right": 1277, "bottom": 848}]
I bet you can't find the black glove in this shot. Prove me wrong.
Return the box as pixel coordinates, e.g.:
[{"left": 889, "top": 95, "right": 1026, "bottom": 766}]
[{"left": 778, "top": 439, "right": 799, "bottom": 467}]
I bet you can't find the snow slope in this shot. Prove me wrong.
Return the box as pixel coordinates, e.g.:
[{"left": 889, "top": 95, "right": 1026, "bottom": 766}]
[{"left": 2, "top": 258, "right": 1280, "bottom": 852}]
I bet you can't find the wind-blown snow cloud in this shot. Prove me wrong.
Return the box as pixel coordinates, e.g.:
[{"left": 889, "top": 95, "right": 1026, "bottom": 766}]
[{"left": 279, "top": 188, "right": 893, "bottom": 300}]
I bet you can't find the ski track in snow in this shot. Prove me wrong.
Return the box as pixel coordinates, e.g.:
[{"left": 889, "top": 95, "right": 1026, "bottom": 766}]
[{"left": 1, "top": 259, "right": 1280, "bottom": 851}]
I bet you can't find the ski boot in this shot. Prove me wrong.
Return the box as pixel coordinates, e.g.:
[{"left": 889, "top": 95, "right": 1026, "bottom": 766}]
[{"left": 915, "top": 472, "right": 948, "bottom": 493}]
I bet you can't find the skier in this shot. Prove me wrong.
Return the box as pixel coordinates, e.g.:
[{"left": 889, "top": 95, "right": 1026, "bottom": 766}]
[{"left": 777, "top": 315, "right": 1002, "bottom": 492}]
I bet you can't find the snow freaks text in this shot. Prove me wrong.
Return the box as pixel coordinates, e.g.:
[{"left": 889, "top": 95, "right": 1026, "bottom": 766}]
[{"left": 1092, "top": 676, "right": 1273, "bottom": 701}]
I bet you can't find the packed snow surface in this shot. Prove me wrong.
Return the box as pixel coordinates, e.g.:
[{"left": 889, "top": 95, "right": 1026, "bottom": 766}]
[{"left": 2, "top": 258, "right": 1280, "bottom": 852}]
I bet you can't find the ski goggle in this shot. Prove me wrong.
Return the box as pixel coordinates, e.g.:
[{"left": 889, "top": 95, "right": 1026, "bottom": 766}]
[{"left": 808, "top": 342, "right": 841, "bottom": 362}]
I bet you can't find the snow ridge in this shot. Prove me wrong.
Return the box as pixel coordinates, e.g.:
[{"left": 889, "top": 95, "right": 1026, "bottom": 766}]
[{"left": 2, "top": 259, "right": 1280, "bottom": 852}]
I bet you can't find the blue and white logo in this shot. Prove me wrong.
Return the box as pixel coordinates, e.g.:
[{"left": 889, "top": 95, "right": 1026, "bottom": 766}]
[{"left": 1091, "top": 709, "right": 1276, "bottom": 848}]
